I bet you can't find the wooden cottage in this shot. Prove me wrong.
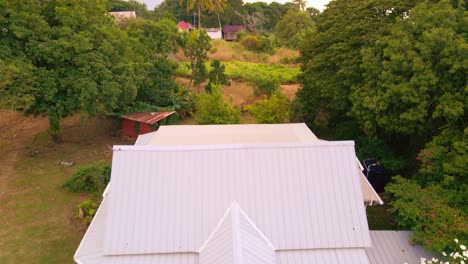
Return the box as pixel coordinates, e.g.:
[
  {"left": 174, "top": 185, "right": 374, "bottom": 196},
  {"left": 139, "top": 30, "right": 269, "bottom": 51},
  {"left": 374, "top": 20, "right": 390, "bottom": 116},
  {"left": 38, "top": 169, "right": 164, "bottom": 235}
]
[{"left": 222, "top": 25, "right": 244, "bottom": 41}]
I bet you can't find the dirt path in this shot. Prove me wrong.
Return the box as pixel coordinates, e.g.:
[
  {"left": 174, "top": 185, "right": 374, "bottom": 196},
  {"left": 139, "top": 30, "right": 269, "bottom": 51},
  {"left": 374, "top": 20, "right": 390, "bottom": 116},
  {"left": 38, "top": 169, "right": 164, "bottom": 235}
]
[{"left": 0, "top": 111, "right": 49, "bottom": 193}]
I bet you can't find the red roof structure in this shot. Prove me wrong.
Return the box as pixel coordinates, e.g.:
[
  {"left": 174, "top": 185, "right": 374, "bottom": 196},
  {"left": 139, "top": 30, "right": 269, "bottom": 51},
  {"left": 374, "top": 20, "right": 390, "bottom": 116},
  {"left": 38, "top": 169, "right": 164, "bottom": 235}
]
[
  {"left": 121, "top": 112, "right": 175, "bottom": 138},
  {"left": 222, "top": 25, "right": 244, "bottom": 41},
  {"left": 222, "top": 25, "right": 244, "bottom": 33},
  {"left": 178, "top": 21, "right": 194, "bottom": 31}
]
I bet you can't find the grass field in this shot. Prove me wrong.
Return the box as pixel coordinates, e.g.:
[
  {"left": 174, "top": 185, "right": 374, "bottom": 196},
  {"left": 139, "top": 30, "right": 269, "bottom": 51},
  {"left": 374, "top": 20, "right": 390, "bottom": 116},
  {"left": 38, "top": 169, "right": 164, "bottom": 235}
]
[
  {"left": 172, "top": 39, "right": 300, "bottom": 65},
  {"left": 0, "top": 113, "right": 128, "bottom": 263},
  {"left": 176, "top": 61, "right": 301, "bottom": 84}
]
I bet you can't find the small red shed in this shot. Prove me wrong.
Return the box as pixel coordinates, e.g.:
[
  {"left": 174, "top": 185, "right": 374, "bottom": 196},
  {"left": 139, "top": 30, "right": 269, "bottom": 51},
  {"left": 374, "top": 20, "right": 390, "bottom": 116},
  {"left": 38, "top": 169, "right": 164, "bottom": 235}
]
[{"left": 121, "top": 111, "right": 175, "bottom": 138}]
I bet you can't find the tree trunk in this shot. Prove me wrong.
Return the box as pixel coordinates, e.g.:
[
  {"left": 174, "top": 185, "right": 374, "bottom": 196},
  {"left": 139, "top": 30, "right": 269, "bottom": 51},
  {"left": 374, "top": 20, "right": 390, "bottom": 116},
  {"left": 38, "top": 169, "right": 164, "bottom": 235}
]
[
  {"left": 48, "top": 116, "right": 63, "bottom": 143},
  {"left": 198, "top": 3, "right": 201, "bottom": 29}
]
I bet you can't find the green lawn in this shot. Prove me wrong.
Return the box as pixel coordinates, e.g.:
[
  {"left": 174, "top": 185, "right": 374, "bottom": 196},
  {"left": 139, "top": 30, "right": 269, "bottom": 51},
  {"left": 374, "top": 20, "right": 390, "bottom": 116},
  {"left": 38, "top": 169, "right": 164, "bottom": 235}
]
[
  {"left": 0, "top": 116, "right": 128, "bottom": 264},
  {"left": 367, "top": 203, "right": 397, "bottom": 230}
]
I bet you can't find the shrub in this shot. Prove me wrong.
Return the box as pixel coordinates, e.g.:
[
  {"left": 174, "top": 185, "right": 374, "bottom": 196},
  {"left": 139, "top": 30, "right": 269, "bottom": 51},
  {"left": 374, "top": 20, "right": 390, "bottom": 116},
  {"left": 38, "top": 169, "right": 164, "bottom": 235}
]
[
  {"left": 76, "top": 199, "right": 98, "bottom": 226},
  {"left": 248, "top": 92, "right": 291, "bottom": 123},
  {"left": 194, "top": 86, "right": 240, "bottom": 124},
  {"left": 239, "top": 35, "right": 275, "bottom": 54},
  {"left": 240, "top": 36, "right": 261, "bottom": 51},
  {"left": 386, "top": 176, "right": 468, "bottom": 253},
  {"left": 236, "top": 30, "right": 249, "bottom": 41},
  {"left": 252, "top": 75, "right": 280, "bottom": 96},
  {"left": 64, "top": 161, "right": 111, "bottom": 195}
]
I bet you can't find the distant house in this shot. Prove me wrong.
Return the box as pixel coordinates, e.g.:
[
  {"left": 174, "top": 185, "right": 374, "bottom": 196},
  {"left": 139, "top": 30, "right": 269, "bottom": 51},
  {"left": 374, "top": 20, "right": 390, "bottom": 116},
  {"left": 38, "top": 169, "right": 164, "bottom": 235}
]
[
  {"left": 205, "top": 28, "right": 222, "bottom": 39},
  {"left": 177, "top": 20, "right": 194, "bottom": 32},
  {"left": 120, "top": 111, "right": 174, "bottom": 138},
  {"left": 223, "top": 25, "right": 244, "bottom": 41},
  {"left": 109, "top": 11, "right": 136, "bottom": 23}
]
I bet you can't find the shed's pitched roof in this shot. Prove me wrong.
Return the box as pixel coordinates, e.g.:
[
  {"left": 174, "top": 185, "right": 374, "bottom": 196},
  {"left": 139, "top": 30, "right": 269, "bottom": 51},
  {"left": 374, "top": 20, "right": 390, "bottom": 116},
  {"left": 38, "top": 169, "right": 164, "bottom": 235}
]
[
  {"left": 178, "top": 20, "right": 194, "bottom": 30},
  {"left": 223, "top": 25, "right": 244, "bottom": 32},
  {"left": 121, "top": 111, "right": 174, "bottom": 125}
]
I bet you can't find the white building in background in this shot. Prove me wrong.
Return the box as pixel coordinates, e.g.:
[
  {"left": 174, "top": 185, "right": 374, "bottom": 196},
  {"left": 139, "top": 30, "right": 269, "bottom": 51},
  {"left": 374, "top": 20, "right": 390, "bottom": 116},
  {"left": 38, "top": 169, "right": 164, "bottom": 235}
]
[
  {"left": 74, "top": 123, "right": 434, "bottom": 264},
  {"left": 205, "top": 28, "right": 223, "bottom": 39}
]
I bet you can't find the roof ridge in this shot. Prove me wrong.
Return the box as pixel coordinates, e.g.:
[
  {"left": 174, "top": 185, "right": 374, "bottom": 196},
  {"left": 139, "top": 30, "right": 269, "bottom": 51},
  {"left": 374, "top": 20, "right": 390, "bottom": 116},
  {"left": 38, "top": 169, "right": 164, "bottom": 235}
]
[{"left": 113, "top": 141, "right": 355, "bottom": 152}]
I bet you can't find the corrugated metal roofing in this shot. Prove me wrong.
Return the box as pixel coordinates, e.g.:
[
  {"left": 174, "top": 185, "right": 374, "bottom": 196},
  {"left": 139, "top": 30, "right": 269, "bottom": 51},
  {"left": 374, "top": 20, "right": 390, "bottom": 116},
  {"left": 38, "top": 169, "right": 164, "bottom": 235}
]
[
  {"left": 145, "top": 123, "right": 318, "bottom": 146},
  {"left": 103, "top": 142, "right": 371, "bottom": 255},
  {"left": 198, "top": 203, "right": 276, "bottom": 264},
  {"left": 74, "top": 196, "right": 198, "bottom": 264},
  {"left": 276, "top": 249, "right": 370, "bottom": 264},
  {"left": 366, "top": 231, "right": 436, "bottom": 264},
  {"left": 137, "top": 124, "right": 382, "bottom": 205},
  {"left": 121, "top": 111, "right": 175, "bottom": 125}
]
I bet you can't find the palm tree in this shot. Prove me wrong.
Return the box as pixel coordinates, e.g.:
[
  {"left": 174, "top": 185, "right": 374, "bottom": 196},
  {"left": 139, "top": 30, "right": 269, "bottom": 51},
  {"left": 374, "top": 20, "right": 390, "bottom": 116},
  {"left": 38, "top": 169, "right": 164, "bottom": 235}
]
[
  {"left": 180, "top": 0, "right": 227, "bottom": 29},
  {"left": 292, "top": 0, "right": 307, "bottom": 11}
]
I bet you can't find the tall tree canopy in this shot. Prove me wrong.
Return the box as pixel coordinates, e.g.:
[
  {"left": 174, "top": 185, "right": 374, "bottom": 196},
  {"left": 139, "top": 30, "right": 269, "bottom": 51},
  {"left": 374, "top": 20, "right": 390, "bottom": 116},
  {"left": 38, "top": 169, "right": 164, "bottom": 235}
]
[
  {"left": 275, "top": 10, "right": 314, "bottom": 48},
  {"left": 179, "top": 0, "right": 227, "bottom": 29},
  {"left": 0, "top": 0, "right": 180, "bottom": 141},
  {"left": 294, "top": 0, "right": 467, "bottom": 251}
]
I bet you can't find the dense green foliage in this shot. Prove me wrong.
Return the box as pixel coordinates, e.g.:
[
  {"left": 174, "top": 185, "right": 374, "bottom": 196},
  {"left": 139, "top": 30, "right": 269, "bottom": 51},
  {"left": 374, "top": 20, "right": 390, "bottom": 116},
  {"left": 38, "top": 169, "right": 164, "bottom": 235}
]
[
  {"left": 239, "top": 35, "right": 275, "bottom": 54},
  {"left": 386, "top": 177, "right": 467, "bottom": 252},
  {"left": 76, "top": 199, "right": 98, "bottom": 226},
  {"left": 205, "top": 59, "right": 230, "bottom": 93},
  {"left": 194, "top": 85, "right": 239, "bottom": 124},
  {"left": 248, "top": 92, "right": 291, "bottom": 123},
  {"left": 177, "top": 61, "right": 300, "bottom": 84},
  {"left": 183, "top": 29, "right": 212, "bottom": 87},
  {"left": 294, "top": 0, "right": 467, "bottom": 252},
  {"left": 0, "top": 0, "right": 181, "bottom": 141},
  {"left": 252, "top": 75, "right": 280, "bottom": 96},
  {"left": 64, "top": 161, "right": 111, "bottom": 196},
  {"left": 275, "top": 10, "right": 315, "bottom": 48}
]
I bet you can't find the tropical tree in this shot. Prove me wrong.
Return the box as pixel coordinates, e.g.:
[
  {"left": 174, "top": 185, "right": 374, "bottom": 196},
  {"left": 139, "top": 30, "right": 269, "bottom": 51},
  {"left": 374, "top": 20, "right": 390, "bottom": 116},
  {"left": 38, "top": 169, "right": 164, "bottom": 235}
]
[
  {"left": 292, "top": 0, "right": 307, "bottom": 11},
  {"left": 182, "top": 29, "right": 212, "bottom": 88},
  {"left": 275, "top": 10, "right": 314, "bottom": 48},
  {"left": 179, "top": 0, "right": 227, "bottom": 29}
]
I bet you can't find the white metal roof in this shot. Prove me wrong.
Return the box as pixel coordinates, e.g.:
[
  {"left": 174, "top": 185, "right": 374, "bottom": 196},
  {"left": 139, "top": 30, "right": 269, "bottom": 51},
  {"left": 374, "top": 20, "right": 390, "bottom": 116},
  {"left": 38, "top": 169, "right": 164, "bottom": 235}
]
[
  {"left": 366, "top": 231, "right": 437, "bottom": 264},
  {"left": 143, "top": 123, "right": 319, "bottom": 146},
  {"left": 198, "top": 202, "right": 276, "bottom": 264},
  {"left": 103, "top": 142, "right": 371, "bottom": 256},
  {"left": 136, "top": 123, "right": 383, "bottom": 205},
  {"left": 276, "top": 248, "right": 370, "bottom": 264},
  {"left": 74, "top": 196, "right": 198, "bottom": 264}
]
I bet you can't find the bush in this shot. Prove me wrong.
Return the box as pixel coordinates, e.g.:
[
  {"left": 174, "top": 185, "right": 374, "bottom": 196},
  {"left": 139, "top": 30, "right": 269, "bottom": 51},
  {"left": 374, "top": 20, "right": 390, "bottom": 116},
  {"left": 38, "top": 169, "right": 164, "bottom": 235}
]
[
  {"left": 386, "top": 176, "right": 468, "bottom": 253},
  {"left": 252, "top": 75, "right": 280, "bottom": 96},
  {"left": 194, "top": 86, "right": 240, "bottom": 124},
  {"left": 236, "top": 30, "right": 249, "bottom": 41},
  {"left": 248, "top": 92, "right": 291, "bottom": 123},
  {"left": 76, "top": 199, "right": 98, "bottom": 226},
  {"left": 240, "top": 36, "right": 261, "bottom": 51},
  {"left": 64, "top": 161, "right": 111, "bottom": 195}
]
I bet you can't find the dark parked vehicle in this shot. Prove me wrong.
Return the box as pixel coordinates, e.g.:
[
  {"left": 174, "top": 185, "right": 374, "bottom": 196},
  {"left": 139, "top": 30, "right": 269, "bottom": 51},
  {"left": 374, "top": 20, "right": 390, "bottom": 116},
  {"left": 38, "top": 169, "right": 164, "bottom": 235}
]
[{"left": 362, "top": 159, "right": 388, "bottom": 193}]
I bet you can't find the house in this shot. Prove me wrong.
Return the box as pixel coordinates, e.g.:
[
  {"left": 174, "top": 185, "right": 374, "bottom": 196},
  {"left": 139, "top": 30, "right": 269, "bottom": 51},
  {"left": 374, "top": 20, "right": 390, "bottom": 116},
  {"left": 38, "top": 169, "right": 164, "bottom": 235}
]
[
  {"left": 120, "top": 111, "right": 174, "bottom": 138},
  {"left": 74, "top": 124, "right": 435, "bottom": 263},
  {"left": 136, "top": 123, "right": 383, "bottom": 205},
  {"left": 178, "top": 20, "right": 194, "bottom": 32},
  {"left": 223, "top": 25, "right": 244, "bottom": 41},
  {"left": 109, "top": 11, "right": 136, "bottom": 23},
  {"left": 205, "top": 28, "right": 222, "bottom": 39}
]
